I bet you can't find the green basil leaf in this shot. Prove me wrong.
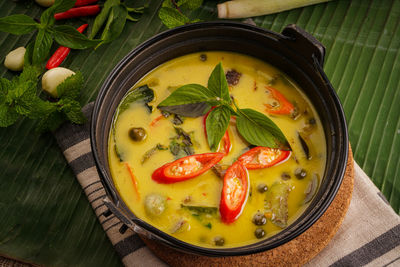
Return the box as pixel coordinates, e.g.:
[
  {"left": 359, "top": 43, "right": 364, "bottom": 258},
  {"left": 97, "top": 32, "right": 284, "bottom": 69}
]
[
  {"left": 0, "top": 103, "right": 19, "bottom": 127},
  {"left": 118, "top": 85, "right": 155, "bottom": 115},
  {"left": 208, "top": 62, "right": 231, "bottom": 103},
  {"left": 53, "top": 0, "right": 76, "bottom": 13},
  {"left": 33, "top": 29, "right": 53, "bottom": 65},
  {"left": 236, "top": 108, "right": 290, "bottom": 150},
  {"left": 158, "top": 84, "right": 219, "bottom": 109},
  {"left": 0, "top": 15, "right": 38, "bottom": 35},
  {"left": 158, "top": 102, "right": 210, "bottom": 117},
  {"left": 158, "top": 7, "right": 189, "bottom": 29},
  {"left": 89, "top": 0, "right": 120, "bottom": 39},
  {"left": 99, "top": 5, "right": 128, "bottom": 44},
  {"left": 53, "top": 25, "right": 101, "bottom": 49},
  {"left": 206, "top": 105, "right": 231, "bottom": 151},
  {"left": 24, "top": 41, "right": 34, "bottom": 66}
]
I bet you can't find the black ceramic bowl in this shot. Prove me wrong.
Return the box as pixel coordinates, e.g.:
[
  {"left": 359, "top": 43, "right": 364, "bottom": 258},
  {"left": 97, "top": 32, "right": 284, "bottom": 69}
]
[{"left": 91, "top": 22, "right": 348, "bottom": 256}]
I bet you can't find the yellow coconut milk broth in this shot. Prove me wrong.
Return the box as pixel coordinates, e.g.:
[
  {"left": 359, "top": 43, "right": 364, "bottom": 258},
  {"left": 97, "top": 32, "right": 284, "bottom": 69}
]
[{"left": 108, "top": 51, "right": 326, "bottom": 248}]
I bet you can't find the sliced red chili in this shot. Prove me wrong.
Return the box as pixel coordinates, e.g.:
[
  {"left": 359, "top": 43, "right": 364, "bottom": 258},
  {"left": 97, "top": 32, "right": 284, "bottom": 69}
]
[
  {"left": 46, "top": 24, "right": 88, "bottom": 69},
  {"left": 219, "top": 161, "right": 249, "bottom": 224},
  {"left": 238, "top": 146, "right": 291, "bottom": 170},
  {"left": 264, "top": 86, "right": 295, "bottom": 115},
  {"left": 152, "top": 153, "right": 225, "bottom": 184},
  {"left": 203, "top": 107, "right": 232, "bottom": 154},
  {"left": 54, "top": 5, "right": 100, "bottom": 20}
]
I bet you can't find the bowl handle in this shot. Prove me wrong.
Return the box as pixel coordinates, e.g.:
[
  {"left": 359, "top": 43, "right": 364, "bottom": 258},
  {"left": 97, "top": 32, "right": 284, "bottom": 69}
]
[{"left": 281, "top": 24, "right": 325, "bottom": 67}]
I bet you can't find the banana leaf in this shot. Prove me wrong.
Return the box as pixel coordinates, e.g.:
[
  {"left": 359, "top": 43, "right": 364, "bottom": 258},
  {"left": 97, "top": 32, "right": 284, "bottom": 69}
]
[{"left": 0, "top": 0, "right": 399, "bottom": 266}]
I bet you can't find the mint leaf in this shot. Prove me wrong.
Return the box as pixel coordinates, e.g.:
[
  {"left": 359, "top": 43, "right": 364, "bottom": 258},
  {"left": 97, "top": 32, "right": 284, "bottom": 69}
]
[
  {"left": 53, "top": 25, "right": 101, "bottom": 49},
  {"left": 0, "top": 78, "right": 12, "bottom": 102},
  {"left": 158, "top": 7, "right": 189, "bottom": 28},
  {"left": 59, "top": 99, "right": 86, "bottom": 124},
  {"left": 179, "top": 0, "right": 203, "bottom": 10},
  {"left": 0, "top": 15, "right": 38, "bottom": 35},
  {"left": 57, "top": 72, "right": 84, "bottom": 100},
  {"left": 89, "top": 0, "right": 120, "bottom": 39},
  {"left": 0, "top": 103, "right": 19, "bottom": 127},
  {"left": 16, "top": 65, "right": 40, "bottom": 84},
  {"left": 27, "top": 99, "right": 57, "bottom": 119},
  {"left": 33, "top": 29, "right": 53, "bottom": 65},
  {"left": 36, "top": 112, "right": 64, "bottom": 132},
  {"left": 158, "top": 84, "right": 219, "bottom": 109},
  {"left": 99, "top": 5, "right": 128, "bottom": 46},
  {"left": 236, "top": 108, "right": 290, "bottom": 150},
  {"left": 208, "top": 62, "right": 231, "bottom": 103},
  {"left": 206, "top": 105, "right": 231, "bottom": 151}
]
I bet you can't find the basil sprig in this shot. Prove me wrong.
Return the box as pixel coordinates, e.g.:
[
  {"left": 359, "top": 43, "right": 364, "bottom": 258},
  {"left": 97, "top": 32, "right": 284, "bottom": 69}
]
[
  {"left": 0, "top": 0, "right": 101, "bottom": 65},
  {"left": 158, "top": 63, "right": 291, "bottom": 151}
]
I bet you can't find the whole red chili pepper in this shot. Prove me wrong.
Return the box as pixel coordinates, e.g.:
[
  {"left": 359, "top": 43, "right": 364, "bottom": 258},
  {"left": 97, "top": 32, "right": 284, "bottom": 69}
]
[
  {"left": 203, "top": 107, "right": 232, "bottom": 154},
  {"left": 74, "top": 0, "right": 98, "bottom": 7},
  {"left": 46, "top": 24, "right": 88, "bottom": 70},
  {"left": 54, "top": 5, "right": 100, "bottom": 20},
  {"left": 152, "top": 153, "right": 225, "bottom": 184}
]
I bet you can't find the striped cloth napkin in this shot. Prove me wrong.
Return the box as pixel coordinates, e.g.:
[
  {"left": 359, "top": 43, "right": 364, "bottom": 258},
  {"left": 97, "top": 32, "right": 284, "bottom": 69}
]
[{"left": 54, "top": 103, "right": 400, "bottom": 267}]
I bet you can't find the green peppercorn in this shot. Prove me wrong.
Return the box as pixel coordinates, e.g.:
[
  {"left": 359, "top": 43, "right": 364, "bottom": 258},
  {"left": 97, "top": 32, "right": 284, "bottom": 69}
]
[
  {"left": 257, "top": 183, "right": 268, "bottom": 193},
  {"left": 252, "top": 212, "right": 267, "bottom": 226},
  {"left": 128, "top": 127, "right": 147, "bottom": 142},
  {"left": 281, "top": 172, "right": 291, "bottom": 180},
  {"left": 255, "top": 228, "right": 265, "bottom": 239},
  {"left": 214, "top": 236, "right": 225, "bottom": 246},
  {"left": 199, "top": 54, "right": 207, "bottom": 62},
  {"left": 294, "top": 168, "right": 307, "bottom": 179}
]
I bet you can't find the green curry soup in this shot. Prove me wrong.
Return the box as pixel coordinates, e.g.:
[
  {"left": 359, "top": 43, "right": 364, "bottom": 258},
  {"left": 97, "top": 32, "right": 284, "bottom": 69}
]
[{"left": 108, "top": 51, "right": 326, "bottom": 248}]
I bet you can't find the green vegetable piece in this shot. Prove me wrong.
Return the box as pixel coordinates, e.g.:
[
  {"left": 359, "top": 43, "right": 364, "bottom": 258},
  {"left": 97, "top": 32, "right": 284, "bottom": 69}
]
[
  {"left": 254, "top": 228, "right": 265, "bottom": 239},
  {"left": 207, "top": 62, "right": 231, "bottom": 103},
  {"left": 113, "top": 85, "right": 154, "bottom": 161},
  {"left": 264, "top": 183, "right": 290, "bottom": 228},
  {"left": 181, "top": 204, "right": 218, "bottom": 215},
  {"left": 205, "top": 105, "right": 231, "bottom": 151},
  {"left": 214, "top": 236, "right": 225, "bottom": 246},
  {"left": 53, "top": 25, "right": 101, "bottom": 49},
  {"left": 257, "top": 183, "right": 268, "bottom": 193},
  {"left": 144, "top": 194, "right": 166, "bottom": 217},
  {"left": 236, "top": 108, "right": 290, "bottom": 150},
  {"left": 141, "top": 143, "right": 168, "bottom": 164},
  {"left": 0, "top": 15, "right": 38, "bottom": 35},
  {"left": 303, "top": 174, "right": 319, "bottom": 204},
  {"left": 129, "top": 127, "right": 147, "bottom": 142},
  {"left": 252, "top": 212, "right": 267, "bottom": 225},
  {"left": 158, "top": 7, "right": 189, "bottom": 29}
]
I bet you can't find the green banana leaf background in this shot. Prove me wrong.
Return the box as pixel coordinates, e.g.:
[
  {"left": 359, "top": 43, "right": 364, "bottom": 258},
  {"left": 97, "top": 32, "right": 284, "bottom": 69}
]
[{"left": 0, "top": 0, "right": 399, "bottom": 266}]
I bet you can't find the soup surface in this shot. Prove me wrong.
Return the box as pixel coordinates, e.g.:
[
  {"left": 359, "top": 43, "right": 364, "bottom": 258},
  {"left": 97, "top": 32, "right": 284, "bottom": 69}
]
[{"left": 108, "top": 51, "right": 326, "bottom": 248}]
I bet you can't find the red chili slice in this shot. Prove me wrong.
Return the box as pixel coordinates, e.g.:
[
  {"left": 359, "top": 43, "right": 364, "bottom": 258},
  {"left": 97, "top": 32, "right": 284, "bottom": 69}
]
[
  {"left": 203, "top": 107, "right": 232, "bottom": 154},
  {"left": 238, "top": 146, "right": 291, "bottom": 170},
  {"left": 152, "top": 153, "right": 225, "bottom": 184},
  {"left": 219, "top": 161, "right": 249, "bottom": 224},
  {"left": 264, "top": 86, "right": 295, "bottom": 115}
]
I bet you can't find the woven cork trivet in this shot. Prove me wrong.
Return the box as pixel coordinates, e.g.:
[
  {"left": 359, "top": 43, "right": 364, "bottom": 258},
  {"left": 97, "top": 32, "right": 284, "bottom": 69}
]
[{"left": 142, "top": 148, "right": 354, "bottom": 266}]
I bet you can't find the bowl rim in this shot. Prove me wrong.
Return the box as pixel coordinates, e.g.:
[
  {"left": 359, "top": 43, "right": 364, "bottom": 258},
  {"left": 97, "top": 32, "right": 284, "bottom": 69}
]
[{"left": 90, "top": 21, "right": 349, "bottom": 256}]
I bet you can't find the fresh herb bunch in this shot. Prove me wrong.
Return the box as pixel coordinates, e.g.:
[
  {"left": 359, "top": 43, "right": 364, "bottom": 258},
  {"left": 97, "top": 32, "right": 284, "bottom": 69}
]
[
  {"left": 89, "top": 0, "right": 146, "bottom": 47},
  {"left": 0, "top": 0, "right": 100, "bottom": 65},
  {"left": 158, "top": 0, "right": 203, "bottom": 28},
  {"left": 158, "top": 63, "right": 291, "bottom": 151},
  {"left": 0, "top": 64, "right": 86, "bottom": 132}
]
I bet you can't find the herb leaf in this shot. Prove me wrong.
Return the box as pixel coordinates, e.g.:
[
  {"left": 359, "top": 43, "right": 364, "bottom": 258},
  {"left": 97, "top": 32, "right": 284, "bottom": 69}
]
[
  {"left": 0, "top": 15, "right": 38, "bottom": 35},
  {"left": 158, "top": 7, "right": 189, "bottom": 28},
  {"left": 118, "top": 85, "right": 155, "bottom": 115},
  {"left": 53, "top": 25, "right": 101, "bottom": 49},
  {"left": 208, "top": 62, "right": 230, "bottom": 103},
  {"left": 158, "top": 84, "right": 218, "bottom": 108},
  {"left": 236, "top": 108, "right": 290, "bottom": 150},
  {"left": 33, "top": 29, "right": 53, "bottom": 65},
  {"left": 89, "top": 0, "right": 120, "bottom": 39},
  {"left": 99, "top": 5, "right": 128, "bottom": 45},
  {"left": 179, "top": 0, "right": 204, "bottom": 10},
  {"left": 158, "top": 102, "right": 210, "bottom": 118},
  {"left": 57, "top": 72, "right": 84, "bottom": 99},
  {"left": 206, "top": 105, "right": 231, "bottom": 151}
]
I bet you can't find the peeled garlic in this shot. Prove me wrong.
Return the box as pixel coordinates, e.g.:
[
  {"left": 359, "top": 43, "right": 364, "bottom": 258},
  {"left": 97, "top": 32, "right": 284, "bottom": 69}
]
[
  {"left": 4, "top": 47, "right": 26, "bottom": 71},
  {"left": 42, "top": 67, "right": 75, "bottom": 98}
]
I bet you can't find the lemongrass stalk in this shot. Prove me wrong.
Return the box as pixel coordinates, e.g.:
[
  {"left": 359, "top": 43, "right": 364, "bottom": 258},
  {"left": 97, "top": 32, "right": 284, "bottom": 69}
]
[{"left": 218, "top": 0, "right": 332, "bottom": 19}]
